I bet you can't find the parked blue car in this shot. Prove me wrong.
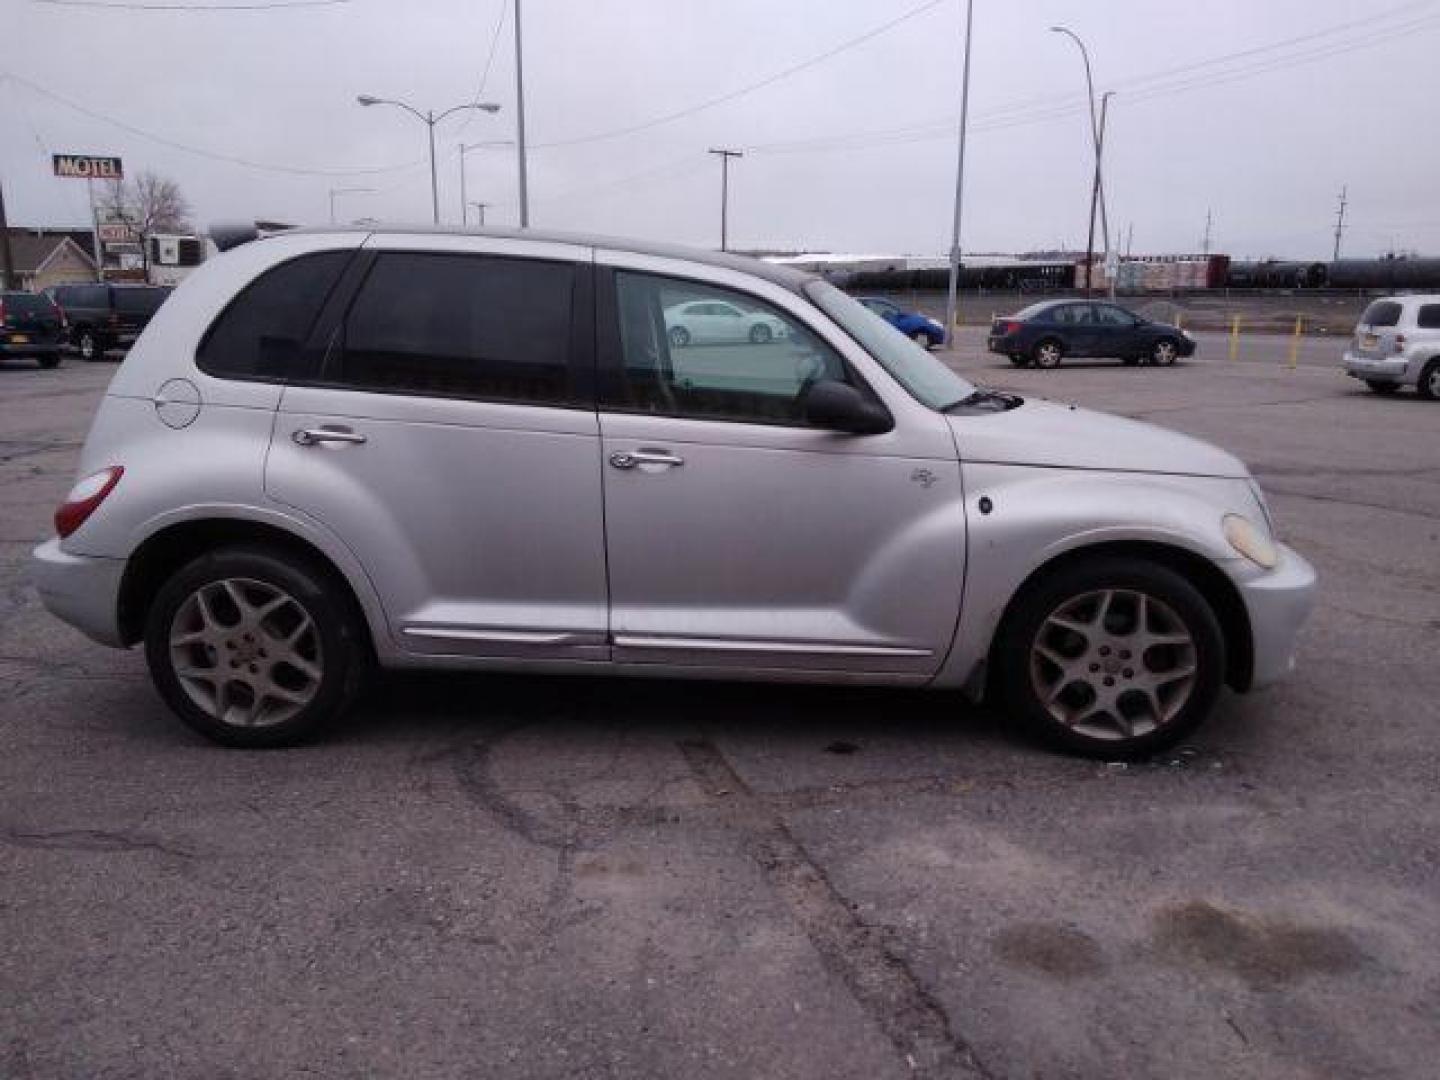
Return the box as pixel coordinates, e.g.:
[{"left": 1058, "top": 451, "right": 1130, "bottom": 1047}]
[{"left": 858, "top": 296, "right": 947, "bottom": 348}]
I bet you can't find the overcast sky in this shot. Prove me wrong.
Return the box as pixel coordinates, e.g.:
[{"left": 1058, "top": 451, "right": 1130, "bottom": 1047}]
[{"left": 2, "top": 0, "right": 1437, "bottom": 260}]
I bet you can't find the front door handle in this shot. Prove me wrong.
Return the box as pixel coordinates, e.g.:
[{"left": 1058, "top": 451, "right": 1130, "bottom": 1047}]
[
  {"left": 293, "top": 427, "right": 368, "bottom": 447},
  {"left": 609, "top": 448, "right": 684, "bottom": 469}
]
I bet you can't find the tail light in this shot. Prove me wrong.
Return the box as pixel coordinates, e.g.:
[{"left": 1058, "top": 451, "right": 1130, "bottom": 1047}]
[
  {"left": 55, "top": 467, "right": 124, "bottom": 539},
  {"left": 1394, "top": 334, "right": 1406, "bottom": 354},
  {"left": 0, "top": 298, "right": 6, "bottom": 327},
  {"left": 995, "top": 319, "right": 1021, "bottom": 335},
  {"left": 50, "top": 299, "right": 66, "bottom": 328}
]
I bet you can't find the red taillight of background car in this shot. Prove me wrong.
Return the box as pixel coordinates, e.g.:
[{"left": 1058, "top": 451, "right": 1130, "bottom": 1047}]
[
  {"left": 54, "top": 467, "right": 124, "bottom": 539},
  {"left": 0, "top": 298, "right": 7, "bottom": 328},
  {"left": 995, "top": 319, "right": 1022, "bottom": 335}
]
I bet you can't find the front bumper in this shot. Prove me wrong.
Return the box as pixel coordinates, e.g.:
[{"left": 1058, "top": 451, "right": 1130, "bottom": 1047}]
[
  {"left": 1234, "top": 542, "right": 1316, "bottom": 690},
  {"left": 30, "top": 538, "right": 127, "bottom": 647},
  {"left": 1343, "top": 351, "right": 1409, "bottom": 385},
  {"left": 1177, "top": 336, "right": 1198, "bottom": 357}
]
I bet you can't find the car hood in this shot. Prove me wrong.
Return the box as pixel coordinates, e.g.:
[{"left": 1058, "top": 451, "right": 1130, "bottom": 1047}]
[{"left": 946, "top": 397, "right": 1249, "bottom": 478}]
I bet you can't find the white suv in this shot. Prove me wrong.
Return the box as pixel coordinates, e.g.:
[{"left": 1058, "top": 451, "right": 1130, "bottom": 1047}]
[
  {"left": 31, "top": 226, "right": 1314, "bottom": 756},
  {"left": 1343, "top": 294, "right": 1440, "bottom": 398}
]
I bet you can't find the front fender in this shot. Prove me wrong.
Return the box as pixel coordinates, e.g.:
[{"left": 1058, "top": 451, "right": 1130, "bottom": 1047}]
[{"left": 935, "top": 462, "right": 1255, "bottom": 691}]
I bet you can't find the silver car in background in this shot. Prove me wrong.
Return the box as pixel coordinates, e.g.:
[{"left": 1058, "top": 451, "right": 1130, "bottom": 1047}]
[
  {"left": 32, "top": 226, "right": 1315, "bottom": 756},
  {"left": 1343, "top": 294, "right": 1440, "bottom": 398}
]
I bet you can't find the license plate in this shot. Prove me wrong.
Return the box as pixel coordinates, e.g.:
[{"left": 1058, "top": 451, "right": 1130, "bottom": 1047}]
[
  {"left": 9, "top": 334, "right": 29, "bottom": 344},
  {"left": 1361, "top": 333, "right": 1378, "bottom": 349}
]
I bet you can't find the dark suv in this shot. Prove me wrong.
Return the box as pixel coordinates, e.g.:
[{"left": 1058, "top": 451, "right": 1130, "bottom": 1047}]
[
  {"left": 48, "top": 283, "right": 172, "bottom": 361},
  {"left": 988, "top": 299, "right": 1195, "bottom": 368},
  {"left": 0, "top": 291, "right": 65, "bottom": 368}
]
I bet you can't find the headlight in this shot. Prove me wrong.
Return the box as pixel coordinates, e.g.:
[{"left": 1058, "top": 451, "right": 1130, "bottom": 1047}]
[
  {"left": 1223, "top": 514, "right": 1278, "bottom": 569},
  {"left": 928, "top": 319, "right": 944, "bottom": 331},
  {"left": 1181, "top": 330, "right": 1195, "bottom": 341}
]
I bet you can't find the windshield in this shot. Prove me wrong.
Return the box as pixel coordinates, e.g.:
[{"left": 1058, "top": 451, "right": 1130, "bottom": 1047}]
[
  {"left": 805, "top": 281, "right": 974, "bottom": 409},
  {"left": 3, "top": 293, "right": 58, "bottom": 318}
]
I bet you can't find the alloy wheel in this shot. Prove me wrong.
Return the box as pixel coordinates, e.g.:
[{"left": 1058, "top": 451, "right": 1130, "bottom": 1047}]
[
  {"left": 168, "top": 577, "right": 323, "bottom": 728},
  {"left": 1028, "top": 588, "right": 1198, "bottom": 741},
  {"left": 1154, "top": 341, "right": 1178, "bottom": 365},
  {"left": 1035, "top": 342, "right": 1062, "bottom": 368}
]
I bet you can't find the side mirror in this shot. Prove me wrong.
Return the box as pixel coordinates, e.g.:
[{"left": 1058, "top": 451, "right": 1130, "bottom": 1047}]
[{"left": 803, "top": 380, "right": 893, "bottom": 435}]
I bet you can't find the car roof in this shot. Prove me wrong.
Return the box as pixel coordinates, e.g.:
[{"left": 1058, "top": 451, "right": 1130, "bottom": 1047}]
[{"left": 255, "top": 224, "right": 821, "bottom": 295}]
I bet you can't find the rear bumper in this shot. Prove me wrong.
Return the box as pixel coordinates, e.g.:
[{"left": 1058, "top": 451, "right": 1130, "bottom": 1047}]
[
  {"left": 1235, "top": 542, "right": 1316, "bottom": 690},
  {"left": 1343, "top": 352, "right": 1410, "bottom": 384},
  {"left": 30, "top": 538, "right": 127, "bottom": 647},
  {"left": 0, "top": 341, "right": 63, "bottom": 356}
]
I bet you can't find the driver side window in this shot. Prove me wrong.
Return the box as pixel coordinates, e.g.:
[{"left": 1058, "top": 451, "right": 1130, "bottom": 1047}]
[{"left": 608, "top": 270, "right": 851, "bottom": 426}]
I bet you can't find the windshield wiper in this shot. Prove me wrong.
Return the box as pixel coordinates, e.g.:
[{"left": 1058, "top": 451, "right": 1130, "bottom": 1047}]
[{"left": 944, "top": 388, "right": 1022, "bottom": 413}]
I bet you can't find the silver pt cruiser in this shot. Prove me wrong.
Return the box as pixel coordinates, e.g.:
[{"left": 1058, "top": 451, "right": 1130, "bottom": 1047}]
[{"left": 32, "top": 226, "right": 1316, "bottom": 756}]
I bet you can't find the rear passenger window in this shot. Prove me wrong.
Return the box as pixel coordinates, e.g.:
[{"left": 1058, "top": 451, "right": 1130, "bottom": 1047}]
[
  {"left": 198, "top": 251, "right": 350, "bottom": 381},
  {"left": 1417, "top": 305, "right": 1440, "bottom": 329},
  {"left": 1360, "top": 301, "right": 1402, "bottom": 327},
  {"left": 335, "top": 253, "right": 576, "bottom": 406}
]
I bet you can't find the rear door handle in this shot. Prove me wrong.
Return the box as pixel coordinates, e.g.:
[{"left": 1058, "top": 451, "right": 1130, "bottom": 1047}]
[
  {"left": 609, "top": 449, "right": 684, "bottom": 469},
  {"left": 293, "top": 427, "right": 367, "bottom": 447}
]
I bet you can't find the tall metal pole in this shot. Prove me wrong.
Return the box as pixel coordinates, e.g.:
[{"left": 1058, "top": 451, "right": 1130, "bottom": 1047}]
[
  {"left": 1097, "top": 92, "right": 1114, "bottom": 300},
  {"left": 0, "top": 179, "right": 16, "bottom": 290},
  {"left": 86, "top": 177, "right": 103, "bottom": 282},
  {"left": 514, "top": 0, "right": 530, "bottom": 227},
  {"left": 709, "top": 149, "right": 742, "bottom": 251},
  {"left": 1052, "top": 27, "right": 1102, "bottom": 297},
  {"left": 942, "top": 0, "right": 975, "bottom": 346},
  {"left": 459, "top": 150, "right": 468, "bottom": 224},
  {"left": 1332, "top": 185, "right": 1348, "bottom": 261},
  {"left": 426, "top": 111, "right": 440, "bottom": 224}
]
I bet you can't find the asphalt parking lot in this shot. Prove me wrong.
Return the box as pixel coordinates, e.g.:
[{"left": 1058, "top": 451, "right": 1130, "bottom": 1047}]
[{"left": 3, "top": 338, "right": 1438, "bottom": 1080}]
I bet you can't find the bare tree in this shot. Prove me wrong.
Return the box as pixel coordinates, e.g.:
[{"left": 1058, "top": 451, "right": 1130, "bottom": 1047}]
[{"left": 100, "top": 171, "right": 193, "bottom": 279}]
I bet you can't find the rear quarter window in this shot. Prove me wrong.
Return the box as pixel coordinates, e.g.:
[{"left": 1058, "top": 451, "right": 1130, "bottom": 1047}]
[
  {"left": 1416, "top": 304, "right": 1440, "bottom": 329},
  {"left": 1360, "top": 300, "right": 1403, "bottom": 327},
  {"left": 197, "top": 251, "right": 351, "bottom": 381}
]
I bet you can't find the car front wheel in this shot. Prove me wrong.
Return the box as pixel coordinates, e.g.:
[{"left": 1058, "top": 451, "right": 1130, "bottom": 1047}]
[
  {"left": 749, "top": 323, "right": 773, "bottom": 344},
  {"left": 995, "top": 557, "right": 1225, "bottom": 757},
  {"left": 668, "top": 326, "right": 690, "bottom": 348},
  {"left": 77, "top": 330, "right": 100, "bottom": 361},
  {"left": 1151, "top": 339, "right": 1179, "bottom": 365},
  {"left": 144, "top": 546, "right": 367, "bottom": 747}
]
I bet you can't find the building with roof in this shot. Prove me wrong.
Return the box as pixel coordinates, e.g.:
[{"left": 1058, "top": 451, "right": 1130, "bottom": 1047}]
[{"left": 1, "top": 229, "right": 98, "bottom": 292}]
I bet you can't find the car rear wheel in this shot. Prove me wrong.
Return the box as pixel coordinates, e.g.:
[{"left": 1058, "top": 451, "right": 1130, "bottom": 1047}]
[
  {"left": 749, "top": 323, "right": 772, "bottom": 344},
  {"left": 37, "top": 353, "right": 61, "bottom": 369},
  {"left": 1152, "top": 339, "right": 1179, "bottom": 366},
  {"left": 144, "top": 546, "right": 367, "bottom": 748},
  {"left": 1032, "top": 339, "right": 1064, "bottom": 368},
  {"left": 995, "top": 557, "right": 1225, "bottom": 757},
  {"left": 668, "top": 326, "right": 690, "bottom": 348},
  {"left": 1365, "top": 380, "right": 1400, "bottom": 395},
  {"left": 76, "top": 330, "right": 104, "bottom": 361},
  {"left": 1419, "top": 360, "right": 1440, "bottom": 401}
]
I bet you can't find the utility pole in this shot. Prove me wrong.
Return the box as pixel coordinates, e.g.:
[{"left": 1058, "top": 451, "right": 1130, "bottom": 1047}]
[
  {"left": 708, "top": 148, "right": 743, "bottom": 251},
  {"left": 469, "top": 201, "right": 490, "bottom": 227},
  {"left": 1125, "top": 222, "right": 1134, "bottom": 257},
  {"left": 1097, "top": 92, "right": 1114, "bottom": 300},
  {"left": 942, "top": 0, "right": 975, "bottom": 347},
  {"left": 1201, "top": 208, "right": 1213, "bottom": 256},
  {"left": 514, "top": 0, "right": 530, "bottom": 227},
  {"left": 0, "top": 179, "right": 16, "bottom": 290},
  {"left": 1332, "top": 185, "right": 1348, "bottom": 261}
]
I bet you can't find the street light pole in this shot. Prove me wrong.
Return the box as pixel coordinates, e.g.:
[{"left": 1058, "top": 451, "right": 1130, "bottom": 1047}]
[
  {"left": 942, "top": 0, "right": 975, "bottom": 347},
  {"left": 356, "top": 95, "right": 501, "bottom": 224},
  {"left": 708, "top": 148, "right": 743, "bottom": 251},
  {"left": 514, "top": 0, "right": 530, "bottom": 227},
  {"left": 458, "top": 141, "right": 515, "bottom": 225},
  {"left": 1051, "top": 26, "right": 1106, "bottom": 298},
  {"left": 1097, "top": 91, "right": 1115, "bottom": 299}
]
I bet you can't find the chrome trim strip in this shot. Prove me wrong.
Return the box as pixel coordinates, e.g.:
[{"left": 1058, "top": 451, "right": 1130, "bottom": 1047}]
[
  {"left": 402, "top": 627, "right": 585, "bottom": 646},
  {"left": 612, "top": 634, "right": 931, "bottom": 657}
]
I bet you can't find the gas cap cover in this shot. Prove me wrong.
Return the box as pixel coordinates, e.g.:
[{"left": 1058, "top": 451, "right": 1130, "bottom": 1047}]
[{"left": 153, "top": 378, "right": 202, "bottom": 429}]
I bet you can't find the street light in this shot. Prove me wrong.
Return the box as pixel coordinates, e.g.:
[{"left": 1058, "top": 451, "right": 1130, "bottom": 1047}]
[
  {"left": 1049, "top": 26, "right": 1111, "bottom": 297},
  {"left": 356, "top": 95, "right": 501, "bottom": 224},
  {"left": 942, "top": 0, "right": 975, "bottom": 347},
  {"left": 328, "top": 186, "right": 374, "bottom": 224},
  {"left": 458, "top": 140, "right": 513, "bottom": 225}
]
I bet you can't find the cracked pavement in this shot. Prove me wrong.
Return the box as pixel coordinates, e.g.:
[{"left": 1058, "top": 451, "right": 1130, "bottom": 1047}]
[{"left": 2, "top": 339, "right": 1438, "bottom": 1079}]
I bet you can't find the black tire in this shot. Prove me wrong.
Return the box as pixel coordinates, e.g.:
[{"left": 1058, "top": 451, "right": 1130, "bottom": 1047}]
[
  {"left": 1009, "top": 354, "right": 1029, "bottom": 367},
  {"left": 1032, "top": 338, "right": 1064, "bottom": 368},
  {"left": 76, "top": 329, "right": 100, "bottom": 361},
  {"left": 1418, "top": 360, "right": 1440, "bottom": 401},
  {"left": 749, "top": 323, "right": 773, "bottom": 344},
  {"left": 910, "top": 329, "right": 933, "bottom": 349},
  {"left": 993, "top": 556, "right": 1226, "bottom": 758},
  {"left": 1151, "top": 338, "right": 1180, "bottom": 366},
  {"left": 37, "top": 353, "right": 61, "bottom": 369},
  {"left": 144, "top": 545, "right": 368, "bottom": 748},
  {"left": 1365, "top": 380, "right": 1400, "bottom": 395},
  {"left": 669, "top": 325, "right": 690, "bottom": 348},
  {"left": 1123, "top": 357, "right": 1140, "bottom": 367}
]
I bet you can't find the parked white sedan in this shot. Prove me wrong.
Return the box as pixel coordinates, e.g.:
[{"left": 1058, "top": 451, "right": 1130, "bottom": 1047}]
[{"left": 664, "top": 299, "right": 788, "bottom": 346}]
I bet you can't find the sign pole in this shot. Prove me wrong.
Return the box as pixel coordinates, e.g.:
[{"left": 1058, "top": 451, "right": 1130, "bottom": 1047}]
[{"left": 87, "top": 177, "right": 104, "bottom": 282}]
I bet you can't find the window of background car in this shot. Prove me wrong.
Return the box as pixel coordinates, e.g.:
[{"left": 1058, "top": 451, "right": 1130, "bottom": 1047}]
[
  {"left": 1360, "top": 300, "right": 1403, "bottom": 327},
  {"left": 1093, "top": 305, "right": 1134, "bottom": 326},
  {"left": 609, "top": 271, "right": 850, "bottom": 425},
  {"left": 62, "top": 285, "right": 107, "bottom": 308},
  {"left": 805, "top": 280, "right": 974, "bottom": 409},
  {"left": 2, "top": 294, "right": 59, "bottom": 318},
  {"left": 1417, "top": 304, "right": 1440, "bottom": 329},
  {"left": 1051, "top": 304, "right": 1089, "bottom": 325},
  {"left": 114, "top": 287, "right": 172, "bottom": 317},
  {"left": 337, "top": 253, "right": 576, "bottom": 406},
  {"left": 197, "top": 251, "right": 350, "bottom": 381}
]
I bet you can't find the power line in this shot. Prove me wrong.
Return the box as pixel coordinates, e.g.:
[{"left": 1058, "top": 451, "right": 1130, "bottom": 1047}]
[
  {"left": 31, "top": 0, "right": 347, "bottom": 9},
  {"left": 455, "top": 0, "right": 509, "bottom": 138},
  {"left": 529, "top": 0, "right": 947, "bottom": 150}
]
